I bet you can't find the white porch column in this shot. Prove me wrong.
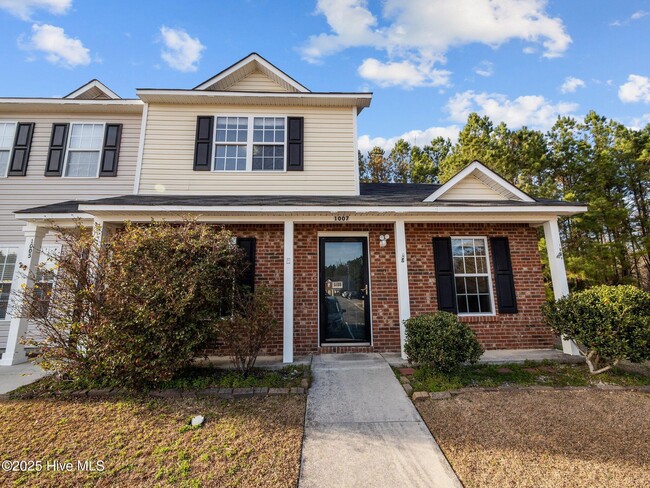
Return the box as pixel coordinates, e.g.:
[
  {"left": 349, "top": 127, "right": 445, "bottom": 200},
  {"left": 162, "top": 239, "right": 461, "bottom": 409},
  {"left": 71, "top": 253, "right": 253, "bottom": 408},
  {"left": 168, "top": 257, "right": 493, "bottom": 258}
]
[
  {"left": 283, "top": 220, "right": 294, "bottom": 363},
  {"left": 394, "top": 219, "right": 411, "bottom": 360},
  {"left": 543, "top": 218, "right": 580, "bottom": 356},
  {"left": 1, "top": 224, "right": 46, "bottom": 366}
]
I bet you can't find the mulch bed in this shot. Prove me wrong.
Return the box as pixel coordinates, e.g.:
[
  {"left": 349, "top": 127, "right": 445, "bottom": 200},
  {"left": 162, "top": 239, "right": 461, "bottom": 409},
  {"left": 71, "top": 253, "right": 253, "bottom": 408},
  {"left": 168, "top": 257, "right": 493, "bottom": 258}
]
[
  {"left": 0, "top": 396, "right": 305, "bottom": 487},
  {"left": 417, "top": 389, "right": 650, "bottom": 488}
]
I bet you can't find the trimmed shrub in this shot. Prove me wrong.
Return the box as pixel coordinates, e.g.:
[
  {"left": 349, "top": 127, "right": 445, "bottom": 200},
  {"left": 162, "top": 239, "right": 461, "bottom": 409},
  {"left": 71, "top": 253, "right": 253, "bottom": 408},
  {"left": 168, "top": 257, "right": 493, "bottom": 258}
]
[
  {"left": 20, "top": 219, "right": 245, "bottom": 387},
  {"left": 404, "top": 312, "right": 484, "bottom": 372},
  {"left": 216, "top": 284, "right": 278, "bottom": 375},
  {"left": 543, "top": 285, "right": 650, "bottom": 374}
]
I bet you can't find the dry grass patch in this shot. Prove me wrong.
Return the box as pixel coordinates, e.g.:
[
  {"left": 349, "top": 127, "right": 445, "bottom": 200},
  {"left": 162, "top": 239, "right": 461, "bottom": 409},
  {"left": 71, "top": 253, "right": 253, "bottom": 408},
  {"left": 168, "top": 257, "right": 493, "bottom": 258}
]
[
  {"left": 418, "top": 390, "right": 650, "bottom": 488},
  {"left": 0, "top": 396, "right": 305, "bottom": 487}
]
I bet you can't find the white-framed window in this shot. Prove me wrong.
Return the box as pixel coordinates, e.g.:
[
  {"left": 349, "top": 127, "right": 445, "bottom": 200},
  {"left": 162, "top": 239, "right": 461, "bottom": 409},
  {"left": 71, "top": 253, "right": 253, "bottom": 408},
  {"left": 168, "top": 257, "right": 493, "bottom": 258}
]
[
  {"left": 34, "top": 245, "right": 61, "bottom": 317},
  {"left": 451, "top": 237, "right": 495, "bottom": 315},
  {"left": 0, "top": 247, "right": 18, "bottom": 320},
  {"left": 214, "top": 115, "right": 286, "bottom": 172},
  {"left": 63, "top": 123, "right": 104, "bottom": 178},
  {"left": 0, "top": 122, "right": 17, "bottom": 178}
]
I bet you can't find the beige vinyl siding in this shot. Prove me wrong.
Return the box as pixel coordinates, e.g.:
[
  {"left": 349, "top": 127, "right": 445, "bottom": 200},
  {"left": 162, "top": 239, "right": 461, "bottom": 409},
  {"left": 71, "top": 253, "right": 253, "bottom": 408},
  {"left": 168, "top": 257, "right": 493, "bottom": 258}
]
[
  {"left": 0, "top": 112, "right": 141, "bottom": 242},
  {"left": 439, "top": 174, "right": 510, "bottom": 201},
  {"left": 228, "top": 71, "right": 289, "bottom": 92},
  {"left": 138, "top": 104, "right": 358, "bottom": 195},
  {"left": 0, "top": 112, "right": 140, "bottom": 349}
]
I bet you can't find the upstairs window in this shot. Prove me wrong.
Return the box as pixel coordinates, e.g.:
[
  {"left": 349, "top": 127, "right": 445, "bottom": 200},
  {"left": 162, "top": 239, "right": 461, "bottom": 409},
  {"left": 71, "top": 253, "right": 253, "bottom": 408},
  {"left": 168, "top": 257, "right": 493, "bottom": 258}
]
[
  {"left": 214, "top": 116, "right": 286, "bottom": 172},
  {"left": 64, "top": 123, "right": 104, "bottom": 177},
  {"left": 0, "top": 122, "right": 16, "bottom": 177},
  {"left": 252, "top": 117, "right": 285, "bottom": 171}
]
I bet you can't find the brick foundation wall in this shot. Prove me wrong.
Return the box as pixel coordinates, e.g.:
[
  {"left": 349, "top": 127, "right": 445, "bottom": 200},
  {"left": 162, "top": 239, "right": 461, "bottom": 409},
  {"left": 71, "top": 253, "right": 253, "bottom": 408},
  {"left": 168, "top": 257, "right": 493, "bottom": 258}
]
[
  {"left": 293, "top": 223, "right": 401, "bottom": 355},
  {"left": 406, "top": 223, "right": 553, "bottom": 349}
]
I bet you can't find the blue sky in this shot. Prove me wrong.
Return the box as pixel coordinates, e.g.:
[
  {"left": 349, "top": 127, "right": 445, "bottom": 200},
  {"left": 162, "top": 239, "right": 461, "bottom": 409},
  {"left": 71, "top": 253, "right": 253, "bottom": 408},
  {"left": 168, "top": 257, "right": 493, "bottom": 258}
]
[{"left": 1, "top": 0, "right": 650, "bottom": 153}]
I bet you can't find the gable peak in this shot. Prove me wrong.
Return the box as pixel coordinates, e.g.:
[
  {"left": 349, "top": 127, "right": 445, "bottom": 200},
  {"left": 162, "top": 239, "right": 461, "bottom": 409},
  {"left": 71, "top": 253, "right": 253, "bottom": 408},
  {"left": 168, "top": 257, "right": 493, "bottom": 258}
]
[
  {"left": 193, "top": 53, "right": 310, "bottom": 93},
  {"left": 64, "top": 79, "right": 121, "bottom": 100}
]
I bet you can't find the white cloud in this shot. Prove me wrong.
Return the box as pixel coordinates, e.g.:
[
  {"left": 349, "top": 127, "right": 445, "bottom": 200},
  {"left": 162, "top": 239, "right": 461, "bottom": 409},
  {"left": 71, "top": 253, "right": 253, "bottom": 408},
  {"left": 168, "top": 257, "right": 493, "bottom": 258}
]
[
  {"left": 628, "top": 113, "right": 650, "bottom": 129},
  {"left": 23, "top": 23, "right": 90, "bottom": 68},
  {"left": 611, "top": 10, "right": 648, "bottom": 27},
  {"left": 446, "top": 90, "right": 578, "bottom": 129},
  {"left": 358, "top": 58, "right": 450, "bottom": 88},
  {"left": 302, "top": 0, "right": 571, "bottom": 87},
  {"left": 474, "top": 60, "right": 494, "bottom": 77},
  {"left": 560, "top": 76, "right": 585, "bottom": 93},
  {"left": 619, "top": 74, "right": 650, "bottom": 103},
  {"left": 159, "top": 26, "right": 205, "bottom": 72},
  {"left": 358, "top": 125, "right": 460, "bottom": 153},
  {"left": 0, "top": 0, "right": 70, "bottom": 20}
]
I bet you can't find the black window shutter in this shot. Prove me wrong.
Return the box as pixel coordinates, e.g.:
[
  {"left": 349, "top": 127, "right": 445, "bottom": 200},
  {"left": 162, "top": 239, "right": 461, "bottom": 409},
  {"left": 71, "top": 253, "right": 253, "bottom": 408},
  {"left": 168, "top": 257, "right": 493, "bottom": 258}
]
[
  {"left": 45, "top": 123, "right": 69, "bottom": 176},
  {"left": 99, "top": 124, "right": 122, "bottom": 177},
  {"left": 8, "top": 123, "right": 35, "bottom": 176},
  {"left": 433, "top": 237, "right": 458, "bottom": 313},
  {"left": 193, "top": 116, "right": 213, "bottom": 171},
  {"left": 491, "top": 237, "right": 518, "bottom": 314},
  {"left": 236, "top": 237, "right": 256, "bottom": 291},
  {"left": 286, "top": 116, "right": 304, "bottom": 171}
]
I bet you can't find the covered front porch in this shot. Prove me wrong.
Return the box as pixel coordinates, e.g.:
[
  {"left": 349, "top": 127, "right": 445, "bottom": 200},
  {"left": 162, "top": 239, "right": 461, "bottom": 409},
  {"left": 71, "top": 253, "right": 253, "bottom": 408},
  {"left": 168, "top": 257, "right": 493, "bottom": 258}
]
[{"left": 2, "top": 196, "right": 584, "bottom": 366}]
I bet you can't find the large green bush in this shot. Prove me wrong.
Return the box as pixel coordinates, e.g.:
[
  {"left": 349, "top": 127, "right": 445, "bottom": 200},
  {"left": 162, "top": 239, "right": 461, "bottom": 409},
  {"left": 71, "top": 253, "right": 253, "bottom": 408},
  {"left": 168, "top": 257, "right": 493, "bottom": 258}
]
[
  {"left": 543, "top": 285, "right": 650, "bottom": 374},
  {"left": 21, "top": 219, "right": 245, "bottom": 387},
  {"left": 404, "top": 312, "right": 484, "bottom": 372}
]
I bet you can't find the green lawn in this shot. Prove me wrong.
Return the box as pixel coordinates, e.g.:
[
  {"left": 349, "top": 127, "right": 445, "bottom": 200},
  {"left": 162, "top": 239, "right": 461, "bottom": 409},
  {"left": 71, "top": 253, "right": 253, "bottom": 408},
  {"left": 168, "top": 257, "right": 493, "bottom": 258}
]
[{"left": 404, "top": 360, "right": 650, "bottom": 392}]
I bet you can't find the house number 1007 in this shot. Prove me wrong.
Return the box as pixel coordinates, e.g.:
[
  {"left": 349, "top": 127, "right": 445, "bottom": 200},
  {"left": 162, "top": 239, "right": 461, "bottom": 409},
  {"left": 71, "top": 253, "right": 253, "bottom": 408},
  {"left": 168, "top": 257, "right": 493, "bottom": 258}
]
[{"left": 334, "top": 215, "right": 350, "bottom": 222}]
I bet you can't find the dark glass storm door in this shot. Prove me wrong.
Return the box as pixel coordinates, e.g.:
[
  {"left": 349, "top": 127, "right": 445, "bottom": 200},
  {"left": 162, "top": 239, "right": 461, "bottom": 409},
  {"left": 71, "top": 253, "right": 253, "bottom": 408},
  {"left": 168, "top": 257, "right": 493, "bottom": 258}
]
[{"left": 319, "top": 237, "right": 371, "bottom": 344}]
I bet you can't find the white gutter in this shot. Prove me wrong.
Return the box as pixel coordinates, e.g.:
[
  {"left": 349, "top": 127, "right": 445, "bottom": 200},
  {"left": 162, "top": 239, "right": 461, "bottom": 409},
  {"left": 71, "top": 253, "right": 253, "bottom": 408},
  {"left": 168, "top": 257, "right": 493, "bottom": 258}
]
[
  {"left": 0, "top": 98, "right": 143, "bottom": 106},
  {"left": 76, "top": 204, "right": 588, "bottom": 215}
]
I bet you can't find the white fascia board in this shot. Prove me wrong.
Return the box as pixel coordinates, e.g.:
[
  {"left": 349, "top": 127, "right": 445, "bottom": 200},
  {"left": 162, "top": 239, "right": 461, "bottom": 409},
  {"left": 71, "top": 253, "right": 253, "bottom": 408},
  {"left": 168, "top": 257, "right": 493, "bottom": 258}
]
[
  {"left": 137, "top": 89, "right": 371, "bottom": 102},
  {"left": 424, "top": 161, "right": 535, "bottom": 202},
  {"left": 78, "top": 204, "right": 587, "bottom": 215},
  {"left": 194, "top": 54, "right": 310, "bottom": 93},
  {"left": 65, "top": 80, "right": 121, "bottom": 100},
  {"left": 14, "top": 213, "right": 95, "bottom": 221},
  {"left": 0, "top": 98, "right": 141, "bottom": 106}
]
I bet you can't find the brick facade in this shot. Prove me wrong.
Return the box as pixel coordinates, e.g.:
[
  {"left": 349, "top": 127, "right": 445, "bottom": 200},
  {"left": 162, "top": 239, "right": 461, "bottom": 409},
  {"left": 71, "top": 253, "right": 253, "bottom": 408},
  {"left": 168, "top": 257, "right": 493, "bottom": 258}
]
[
  {"left": 204, "top": 224, "right": 285, "bottom": 355},
  {"left": 405, "top": 223, "right": 553, "bottom": 349},
  {"left": 293, "top": 223, "right": 401, "bottom": 355},
  {"left": 206, "top": 221, "right": 553, "bottom": 357}
]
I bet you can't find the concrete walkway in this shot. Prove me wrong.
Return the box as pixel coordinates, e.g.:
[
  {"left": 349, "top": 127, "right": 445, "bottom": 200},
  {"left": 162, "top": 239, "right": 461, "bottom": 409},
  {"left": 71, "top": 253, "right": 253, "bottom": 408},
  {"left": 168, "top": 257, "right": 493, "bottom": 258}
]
[
  {"left": 0, "top": 361, "right": 47, "bottom": 394},
  {"left": 299, "top": 353, "right": 461, "bottom": 488}
]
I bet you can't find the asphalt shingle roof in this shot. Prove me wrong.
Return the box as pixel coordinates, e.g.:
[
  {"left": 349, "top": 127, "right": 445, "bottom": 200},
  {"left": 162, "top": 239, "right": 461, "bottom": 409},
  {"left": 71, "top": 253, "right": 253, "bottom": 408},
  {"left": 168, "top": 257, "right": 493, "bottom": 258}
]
[{"left": 15, "top": 182, "right": 579, "bottom": 214}]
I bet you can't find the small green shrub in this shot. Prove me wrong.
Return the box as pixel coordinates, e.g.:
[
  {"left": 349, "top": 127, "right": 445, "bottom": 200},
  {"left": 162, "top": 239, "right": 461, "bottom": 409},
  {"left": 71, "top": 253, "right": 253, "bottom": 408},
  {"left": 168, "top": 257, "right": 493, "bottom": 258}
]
[
  {"left": 404, "top": 312, "right": 484, "bottom": 372},
  {"left": 543, "top": 285, "right": 650, "bottom": 374}
]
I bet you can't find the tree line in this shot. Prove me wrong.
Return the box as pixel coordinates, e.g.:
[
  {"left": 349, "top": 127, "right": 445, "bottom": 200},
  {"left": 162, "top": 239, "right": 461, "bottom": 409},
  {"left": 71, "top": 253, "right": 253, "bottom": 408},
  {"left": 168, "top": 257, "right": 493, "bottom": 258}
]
[{"left": 358, "top": 112, "right": 650, "bottom": 292}]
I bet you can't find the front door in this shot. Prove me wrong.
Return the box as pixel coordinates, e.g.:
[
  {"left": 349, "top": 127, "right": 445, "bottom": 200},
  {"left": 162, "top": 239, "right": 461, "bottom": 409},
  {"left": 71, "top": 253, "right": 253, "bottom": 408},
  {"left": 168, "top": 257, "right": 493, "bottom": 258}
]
[{"left": 319, "top": 237, "right": 371, "bottom": 344}]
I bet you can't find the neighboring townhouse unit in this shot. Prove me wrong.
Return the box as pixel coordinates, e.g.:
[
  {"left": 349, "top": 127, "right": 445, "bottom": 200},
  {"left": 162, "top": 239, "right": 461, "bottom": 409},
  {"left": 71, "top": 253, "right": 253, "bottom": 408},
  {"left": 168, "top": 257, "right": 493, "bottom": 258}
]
[
  {"left": 0, "top": 81, "right": 143, "bottom": 355},
  {"left": 1, "top": 54, "right": 586, "bottom": 366}
]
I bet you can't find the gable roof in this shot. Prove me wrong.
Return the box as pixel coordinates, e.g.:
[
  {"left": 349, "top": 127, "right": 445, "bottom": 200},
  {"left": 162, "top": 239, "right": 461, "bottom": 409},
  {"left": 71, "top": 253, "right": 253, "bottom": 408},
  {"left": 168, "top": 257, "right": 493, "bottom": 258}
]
[
  {"left": 64, "top": 79, "right": 121, "bottom": 100},
  {"left": 193, "top": 53, "right": 310, "bottom": 93},
  {"left": 424, "top": 161, "right": 536, "bottom": 202}
]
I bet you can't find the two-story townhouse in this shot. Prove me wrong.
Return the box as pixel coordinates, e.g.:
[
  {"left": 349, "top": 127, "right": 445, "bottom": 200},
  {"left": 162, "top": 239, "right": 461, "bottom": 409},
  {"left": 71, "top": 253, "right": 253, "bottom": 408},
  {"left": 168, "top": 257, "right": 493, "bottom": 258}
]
[
  {"left": 1, "top": 54, "right": 586, "bottom": 366},
  {"left": 0, "top": 81, "right": 143, "bottom": 360}
]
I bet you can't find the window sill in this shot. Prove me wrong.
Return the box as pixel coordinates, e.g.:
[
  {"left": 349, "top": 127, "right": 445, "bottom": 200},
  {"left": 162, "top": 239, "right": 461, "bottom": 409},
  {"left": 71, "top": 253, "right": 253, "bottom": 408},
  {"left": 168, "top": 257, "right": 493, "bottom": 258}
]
[{"left": 459, "top": 314, "right": 499, "bottom": 322}]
